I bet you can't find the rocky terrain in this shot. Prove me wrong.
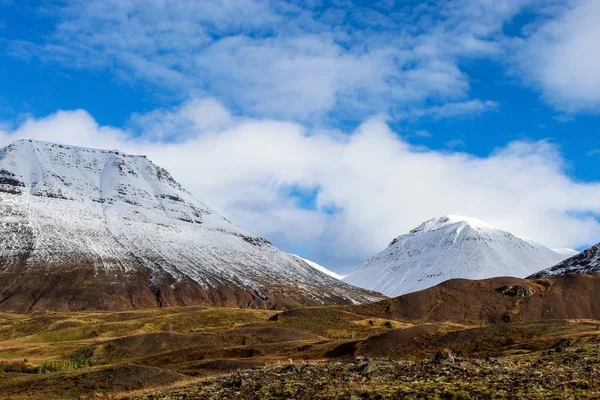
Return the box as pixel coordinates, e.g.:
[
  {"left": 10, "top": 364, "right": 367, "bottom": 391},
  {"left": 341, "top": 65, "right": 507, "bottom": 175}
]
[
  {"left": 129, "top": 351, "right": 600, "bottom": 400},
  {"left": 344, "top": 215, "right": 571, "bottom": 296},
  {"left": 0, "top": 140, "right": 381, "bottom": 312},
  {"left": 529, "top": 242, "right": 600, "bottom": 279}
]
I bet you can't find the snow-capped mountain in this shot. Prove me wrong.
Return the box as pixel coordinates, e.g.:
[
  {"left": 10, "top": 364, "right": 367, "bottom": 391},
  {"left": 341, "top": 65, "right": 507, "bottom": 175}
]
[
  {"left": 293, "top": 255, "right": 344, "bottom": 280},
  {"left": 0, "top": 140, "right": 381, "bottom": 312},
  {"left": 343, "top": 215, "right": 572, "bottom": 297},
  {"left": 528, "top": 244, "right": 599, "bottom": 279}
]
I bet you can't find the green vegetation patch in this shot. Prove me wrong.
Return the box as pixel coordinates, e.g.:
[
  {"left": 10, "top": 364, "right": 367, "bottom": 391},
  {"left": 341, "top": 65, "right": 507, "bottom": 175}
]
[{"left": 34, "top": 327, "right": 100, "bottom": 343}]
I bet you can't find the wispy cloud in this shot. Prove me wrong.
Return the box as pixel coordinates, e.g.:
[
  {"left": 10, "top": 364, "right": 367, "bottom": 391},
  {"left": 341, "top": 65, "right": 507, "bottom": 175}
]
[
  {"left": 587, "top": 148, "right": 600, "bottom": 156},
  {"left": 414, "top": 130, "right": 432, "bottom": 138},
  {"left": 445, "top": 138, "right": 466, "bottom": 149},
  {"left": 399, "top": 100, "right": 499, "bottom": 120},
  {"left": 6, "top": 0, "right": 529, "bottom": 122}
]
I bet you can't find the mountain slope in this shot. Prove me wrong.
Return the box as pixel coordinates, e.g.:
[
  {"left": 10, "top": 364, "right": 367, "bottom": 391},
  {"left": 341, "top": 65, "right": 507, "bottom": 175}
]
[
  {"left": 528, "top": 243, "right": 600, "bottom": 279},
  {"left": 293, "top": 255, "right": 344, "bottom": 280},
  {"left": 348, "top": 273, "right": 600, "bottom": 324},
  {"left": 0, "top": 140, "right": 382, "bottom": 312},
  {"left": 343, "top": 215, "right": 569, "bottom": 297},
  {"left": 552, "top": 248, "right": 580, "bottom": 258}
]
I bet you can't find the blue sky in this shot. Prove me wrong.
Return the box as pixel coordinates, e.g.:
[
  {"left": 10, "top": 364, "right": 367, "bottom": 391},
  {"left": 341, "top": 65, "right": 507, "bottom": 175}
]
[{"left": 1, "top": 0, "right": 600, "bottom": 272}]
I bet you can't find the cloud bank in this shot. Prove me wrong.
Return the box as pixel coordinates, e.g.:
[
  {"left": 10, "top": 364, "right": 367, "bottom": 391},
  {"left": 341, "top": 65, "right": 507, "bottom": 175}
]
[{"left": 2, "top": 100, "right": 600, "bottom": 272}]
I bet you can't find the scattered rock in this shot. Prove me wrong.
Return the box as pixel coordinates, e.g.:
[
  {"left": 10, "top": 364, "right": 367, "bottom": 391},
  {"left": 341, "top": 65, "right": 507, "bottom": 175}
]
[
  {"left": 357, "top": 362, "right": 374, "bottom": 376},
  {"left": 553, "top": 339, "right": 575, "bottom": 353},
  {"left": 280, "top": 364, "right": 298, "bottom": 374},
  {"left": 495, "top": 284, "right": 535, "bottom": 297},
  {"left": 224, "top": 376, "right": 243, "bottom": 389},
  {"left": 128, "top": 352, "right": 600, "bottom": 400},
  {"left": 433, "top": 350, "right": 455, "bottom": 364}
]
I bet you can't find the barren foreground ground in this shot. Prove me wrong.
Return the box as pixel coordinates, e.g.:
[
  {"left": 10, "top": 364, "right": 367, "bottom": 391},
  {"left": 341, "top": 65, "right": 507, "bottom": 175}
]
[
  {"left": 131, "top": 350, "right": 600, "bottom": 400},
  {"left": 2, "top": 304, "right": 600, "bottom": 399}
]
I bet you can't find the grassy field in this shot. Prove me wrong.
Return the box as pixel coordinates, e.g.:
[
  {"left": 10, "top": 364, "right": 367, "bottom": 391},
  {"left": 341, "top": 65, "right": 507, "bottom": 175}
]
[
  {"left": 0, "top": 305, "right": 403, "bottom": 399},
  {"left": 2, "top": 306, "right": 600, "bottom": 399}
]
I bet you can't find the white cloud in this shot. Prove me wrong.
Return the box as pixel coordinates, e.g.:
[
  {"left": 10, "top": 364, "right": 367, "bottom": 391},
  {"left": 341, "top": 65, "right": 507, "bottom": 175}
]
[
  {"left": 7, "top": 0, "right": 530, "bottom": 121},
  {"left": 2, "top": 100, "right": 600, "bottom": 272},
  {"left": 587, "top": 148, "right": 600, "bottom": 157},
  {"left": 445, "top": 138, "right": 466, "bottom": 149},
  {"left": 11, "top": 0, "right": 600, "bottom": 119},
  {"left": 515, "top": 0, "right": 600, "bottom": 113},
  {"left": 413, "top": 130, "right": 432, "bottom": 138},
  {"left": 398, "top": 99, "right": 499, "bottom": 120},
  {"left": 128, "top": 98, "right": 232, "bottom": 141}
]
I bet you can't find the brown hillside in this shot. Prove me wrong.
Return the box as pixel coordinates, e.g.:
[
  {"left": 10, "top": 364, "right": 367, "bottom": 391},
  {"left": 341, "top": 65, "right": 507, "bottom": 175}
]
[
  {"left": 348, "top": 273, "right": 600, "bottom": 324},
  {"left": 0, "top": 261, "right": 383, "bottom": 313},
  {"left": 356, "top": 320, "right": 600, "bottom": 359},
  {"left": 4, "top": 306, "right": 600, "bottom": 399}
]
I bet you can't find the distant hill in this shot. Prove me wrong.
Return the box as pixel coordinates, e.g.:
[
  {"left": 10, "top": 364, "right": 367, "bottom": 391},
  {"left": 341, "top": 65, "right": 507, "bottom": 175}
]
[{"left": 348, "top": 273, "right": 600, "bottom": 324}]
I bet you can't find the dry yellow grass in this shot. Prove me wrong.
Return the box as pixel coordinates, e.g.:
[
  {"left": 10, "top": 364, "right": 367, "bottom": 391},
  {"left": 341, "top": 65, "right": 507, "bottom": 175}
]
[{"left": 3, "top": 305, "right": 600, "bottom": 399}]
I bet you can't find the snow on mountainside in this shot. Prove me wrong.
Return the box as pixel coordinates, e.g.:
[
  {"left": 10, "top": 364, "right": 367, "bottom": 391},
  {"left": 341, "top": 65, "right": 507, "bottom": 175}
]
[
  {"left": 0, "top": 140, "right": 382, "bottom": 312},
  {"left": 528, "top": 243, "right": 600, "bottom": 279},
  {"left": 343, "top": 215, "right": 571, "bottom": 297},
  {"left": 552, "top": 248, "right": 580, "bottom": 258},
  {"left": 293, "top": 255, "right": 344, "bottom": 280}
]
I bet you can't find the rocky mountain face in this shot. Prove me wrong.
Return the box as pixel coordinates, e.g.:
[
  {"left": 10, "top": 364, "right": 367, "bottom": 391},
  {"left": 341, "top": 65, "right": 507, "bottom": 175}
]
[
  {"left": 343, "top": 215, "right": 571, "bottom": 297},
  {"left": 528, "top": 243, "right": 600, "bottom": 279},
  {"left": 0, "top": 140, "right": 382, "bottom": 312}
]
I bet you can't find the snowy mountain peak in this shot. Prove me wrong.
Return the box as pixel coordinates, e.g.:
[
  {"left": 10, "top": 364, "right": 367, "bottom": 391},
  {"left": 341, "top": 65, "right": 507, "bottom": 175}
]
[
  {"left": 0, "top": 139, "right": 381, "bottom": 312},
  {"left": 403, "top": 215, "right": 497, "bottom": 240},
  {"left": 1, "top": 139, "right": 186, "bottom": 198},
  {"left": 4, "top": 139, "right": 149, "bottom": 165},
  {"left": 344, "top": 215, "right": 572, "bottom": 297}
]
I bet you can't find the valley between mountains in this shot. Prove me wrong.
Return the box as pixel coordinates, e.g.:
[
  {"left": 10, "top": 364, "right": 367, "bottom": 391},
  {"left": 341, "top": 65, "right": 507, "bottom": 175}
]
[{"left": 3, "top": 140, "right": 600, "bottom": 399}]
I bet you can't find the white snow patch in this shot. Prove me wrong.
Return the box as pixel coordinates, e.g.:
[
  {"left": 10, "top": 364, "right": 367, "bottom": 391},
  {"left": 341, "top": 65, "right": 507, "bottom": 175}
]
[
  {"left": 293, "top": 255, "right": 344, "bottom": 280},
  {"left": 552, "top": 248, "right": 580, "bottom": 257}
]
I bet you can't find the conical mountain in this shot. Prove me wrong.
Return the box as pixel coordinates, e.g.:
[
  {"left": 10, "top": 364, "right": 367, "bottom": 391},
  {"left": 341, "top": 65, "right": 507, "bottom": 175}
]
[{"left": 343, "top": 215, "right": 571, "bottom": 296}]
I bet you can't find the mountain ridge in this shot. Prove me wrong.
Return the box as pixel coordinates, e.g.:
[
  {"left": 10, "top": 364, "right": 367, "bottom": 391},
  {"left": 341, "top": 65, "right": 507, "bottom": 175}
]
[{"left": 528, "top": 243, "right": 600, "bottom": 279}]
